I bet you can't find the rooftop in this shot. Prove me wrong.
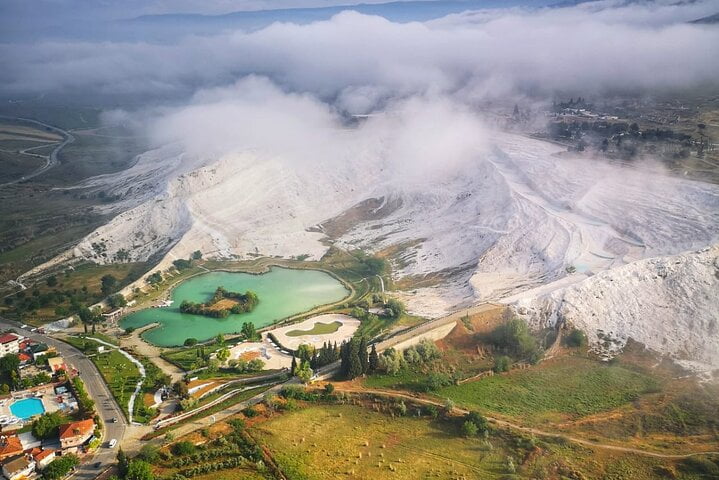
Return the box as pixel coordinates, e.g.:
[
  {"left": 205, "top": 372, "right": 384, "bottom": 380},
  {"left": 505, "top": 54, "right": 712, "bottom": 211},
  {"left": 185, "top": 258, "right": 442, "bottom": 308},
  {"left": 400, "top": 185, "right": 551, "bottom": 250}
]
[
  {"left": 58, "top": 419, "right": 94, "bottom": 440},
  {"left": 0, "top": 334, "right": 18, "bottom": 345}
]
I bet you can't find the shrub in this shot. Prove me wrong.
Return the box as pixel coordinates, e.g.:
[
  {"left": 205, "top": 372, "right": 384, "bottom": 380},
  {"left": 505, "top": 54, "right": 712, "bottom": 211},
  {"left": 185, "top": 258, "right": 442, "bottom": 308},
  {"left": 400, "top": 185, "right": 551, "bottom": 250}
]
[
  {"left": 564, "top": 328, "right": 588, "bottom": 348},
  {"left": 184, "top": 338, "right": 198, "bottom": 347},
  {"left": 493, "top": 355, "right": 511, "bottom": 373},
  {"left": 172, "top": 441, "right": 197, "bottom": 456},
  {"left": 461, "top": 421, "right": 478, "bottom": 437}
]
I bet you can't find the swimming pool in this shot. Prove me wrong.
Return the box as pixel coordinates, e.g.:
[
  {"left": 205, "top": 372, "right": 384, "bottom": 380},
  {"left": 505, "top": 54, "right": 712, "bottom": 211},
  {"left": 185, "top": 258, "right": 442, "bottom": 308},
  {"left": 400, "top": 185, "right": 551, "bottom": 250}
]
[{"left": 10, "top": 398, "right": 45, "bottom": 420}]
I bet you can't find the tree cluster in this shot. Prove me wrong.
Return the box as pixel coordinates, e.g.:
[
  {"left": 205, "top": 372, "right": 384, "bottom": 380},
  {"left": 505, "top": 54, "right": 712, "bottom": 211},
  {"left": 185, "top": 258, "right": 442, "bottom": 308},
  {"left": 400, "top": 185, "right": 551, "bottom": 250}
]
[
  {"left": 339, "top": 337, "right": 371, "bottom": 379},
  {"left": 32, "top": 411, "right": 65, "bottom": 439},
  {"left": 179, "top": 288, "right": 258, "bottom": 318},
  {"left": 43, "top": 454, "right": 79, "bottom": 480},
  {"left": 485, "top": 317, "right": 541, "bottom": 363}
]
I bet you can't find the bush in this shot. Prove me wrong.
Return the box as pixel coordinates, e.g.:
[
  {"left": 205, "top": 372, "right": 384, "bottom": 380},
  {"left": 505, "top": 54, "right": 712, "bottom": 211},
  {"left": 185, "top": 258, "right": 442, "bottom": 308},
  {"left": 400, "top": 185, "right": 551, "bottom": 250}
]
[
  {"left": 493, "top": 355, "right": 511, "bottom": 373},
  {"left": 172, "top": 441, "right": 197, "bottom": 456},
  {"left": 43, "top": 454, "right": 79, "bottom": 480},
  {"left": 487, "top": 317, "right": 539, "bottom": 359},
  {"left": 564, "top": 328, "right": 588, "bottom": 348},
  {"left": 461, "top": 421, "right": 478, "bottom": 437}
]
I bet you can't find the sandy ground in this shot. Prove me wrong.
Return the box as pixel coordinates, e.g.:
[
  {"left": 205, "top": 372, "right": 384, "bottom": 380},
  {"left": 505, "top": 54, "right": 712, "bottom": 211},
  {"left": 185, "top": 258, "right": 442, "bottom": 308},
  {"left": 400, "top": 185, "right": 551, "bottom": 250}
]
[
  {"left": 228, "top": 340, "right": 292, "bottom": 370},
  {"left": 269, "top": 314, "right": 359, "bottom": 351}
]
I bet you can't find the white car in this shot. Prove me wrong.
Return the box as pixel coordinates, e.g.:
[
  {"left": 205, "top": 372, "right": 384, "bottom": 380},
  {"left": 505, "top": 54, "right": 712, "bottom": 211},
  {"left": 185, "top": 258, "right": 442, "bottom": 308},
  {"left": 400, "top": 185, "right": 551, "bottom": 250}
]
[{"left": 108, "top": 439, "right": 117, "bottom": 448}]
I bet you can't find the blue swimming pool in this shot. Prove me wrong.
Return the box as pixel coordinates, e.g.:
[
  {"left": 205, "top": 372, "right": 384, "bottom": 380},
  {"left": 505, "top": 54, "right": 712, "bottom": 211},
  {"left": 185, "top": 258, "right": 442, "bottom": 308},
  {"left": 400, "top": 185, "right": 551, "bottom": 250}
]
[{"left": 10, "top": 398, "right": 45, "bottom": 420}]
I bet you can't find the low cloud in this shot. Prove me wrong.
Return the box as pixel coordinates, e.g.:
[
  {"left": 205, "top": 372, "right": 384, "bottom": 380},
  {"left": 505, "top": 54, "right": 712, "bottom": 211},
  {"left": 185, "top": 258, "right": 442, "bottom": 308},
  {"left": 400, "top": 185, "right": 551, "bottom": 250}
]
[{"left": 2, "top": 1, "right": 719, "bottom": 107}]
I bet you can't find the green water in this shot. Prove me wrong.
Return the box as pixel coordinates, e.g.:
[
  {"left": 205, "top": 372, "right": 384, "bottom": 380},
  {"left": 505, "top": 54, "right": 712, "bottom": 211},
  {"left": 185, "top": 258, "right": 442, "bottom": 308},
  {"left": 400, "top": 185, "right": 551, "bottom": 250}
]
[{"left": 120, "top": 267, "right": 349, "bottom": 347}]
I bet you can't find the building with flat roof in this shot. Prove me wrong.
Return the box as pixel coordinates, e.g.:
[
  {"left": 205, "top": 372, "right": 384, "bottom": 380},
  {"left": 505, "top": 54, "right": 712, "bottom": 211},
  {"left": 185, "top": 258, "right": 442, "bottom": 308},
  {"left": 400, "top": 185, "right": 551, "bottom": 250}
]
[
  {"left": 0, "top": 335, "right": 20, "bottom": 358},
  {"left": 1, "top": 454, "right": 35, "bottom": 480}
]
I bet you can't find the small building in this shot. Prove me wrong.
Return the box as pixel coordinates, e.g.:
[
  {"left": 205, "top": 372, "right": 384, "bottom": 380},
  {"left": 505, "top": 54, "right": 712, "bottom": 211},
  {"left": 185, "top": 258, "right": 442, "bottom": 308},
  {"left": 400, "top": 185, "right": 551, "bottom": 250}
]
[
  {"left": 0, "top": 436, "right": 23, "bottom": 461},
  {"left": 29, "top": 344, "right": 49, "bottom": 362},
  {"left": 29, "top": 448, "right": 55, "bottom": 470},
  {"left": 1, "top": 454, "right": 35, "bottom": 480},
  {"left": 0, "top": 335, "right": 20, "bottom": 358},
  {"left": 58, "top": 419, "right": 94, "bottom": 450},
  {"left": 16, "top": 354, "right": 31, "bottom": 366},
  {"left": 102, "top": 307, "right": 125, "bottom": 323},
  {"left": 47, "top": 357, "right": 66, "bottom": 374}
]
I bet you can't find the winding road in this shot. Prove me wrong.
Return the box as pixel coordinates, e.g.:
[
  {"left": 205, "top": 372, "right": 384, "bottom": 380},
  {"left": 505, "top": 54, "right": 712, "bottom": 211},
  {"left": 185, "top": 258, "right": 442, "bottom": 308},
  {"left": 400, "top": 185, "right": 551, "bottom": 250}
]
[
  {"left": 0, "top": 116, "right": 74, "bottom": 187},
  {"left": 0, "top": 317, "right": 126, "bottom": 479}
]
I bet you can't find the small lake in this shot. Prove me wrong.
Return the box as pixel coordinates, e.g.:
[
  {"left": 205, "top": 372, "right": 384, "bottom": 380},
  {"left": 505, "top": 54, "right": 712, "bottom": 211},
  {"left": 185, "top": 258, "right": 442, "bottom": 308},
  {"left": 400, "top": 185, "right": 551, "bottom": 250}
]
[{"left": 120, "top": 267, "right": 349, "bottom": 347}]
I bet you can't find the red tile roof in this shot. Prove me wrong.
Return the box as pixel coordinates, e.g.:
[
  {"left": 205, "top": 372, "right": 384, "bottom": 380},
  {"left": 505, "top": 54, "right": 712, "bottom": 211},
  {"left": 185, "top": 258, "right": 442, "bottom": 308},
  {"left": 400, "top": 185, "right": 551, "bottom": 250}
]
[
  {"left": 17, "top": 353, "right": 31, "bottom": 362},
  {"left": 0, "top": 334, "right": 18, "bottom": 344},
  {"left": 58, "top": 419, "right": 94, "bottom": 440},
  {"left": 0, "top": 436, "right": 23, "bottom": 459},
  {"left": 32, "top": 449, "right": 55, "bottom": 462}
]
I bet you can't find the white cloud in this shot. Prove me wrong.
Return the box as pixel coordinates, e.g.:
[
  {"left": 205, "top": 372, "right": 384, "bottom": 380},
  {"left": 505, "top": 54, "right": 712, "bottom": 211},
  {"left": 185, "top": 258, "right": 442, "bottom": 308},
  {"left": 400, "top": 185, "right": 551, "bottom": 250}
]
[{"left": 2, "top": 1, "right": 718, "bottom": 103}]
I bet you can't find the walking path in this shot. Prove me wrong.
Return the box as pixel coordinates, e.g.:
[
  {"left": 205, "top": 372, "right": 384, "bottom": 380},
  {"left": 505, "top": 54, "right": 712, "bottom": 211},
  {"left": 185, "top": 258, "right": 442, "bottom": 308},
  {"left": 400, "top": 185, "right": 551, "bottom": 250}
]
[
  {"left": 332, "top": 386, "right": 719, "bottom": 460},
  {"left": 72, "top": 336, "right": 146, "bottom": 424}
]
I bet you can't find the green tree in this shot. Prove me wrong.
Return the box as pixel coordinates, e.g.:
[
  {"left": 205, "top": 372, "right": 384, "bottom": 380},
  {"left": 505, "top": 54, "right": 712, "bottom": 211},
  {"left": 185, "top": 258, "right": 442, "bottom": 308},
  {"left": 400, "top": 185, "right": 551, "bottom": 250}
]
[
  {"left": 126, "top": 460, "right": 155, "bottom": 480},
  {"left": 108, "top": 293, "right": 127, "bottom": 309},
  {"left": 191, "top": 250, "right": 202, "bottom": 260},
  {"left": 296, "top": 361, "right": 313, "bottom": 383},
  {"left": 43, "top": 454, "right": 79, "bottom": 480},
  {"left": 368, "top": 344, "right": 379, "bottom": 372},
  {"left": 32, "top": 411, "right": 65, "bottom": 439},
  {"left": 117, "top": 448, "right": 130, "bottom": 477},
  {"left": 290, "top": 355, "right": 297, "bottom": 376},
  {"left": 216, "top": 347, "right": 230, "bottom": 363},
  {"left": 386, "top": 298, "right": 406, "bottom": 318},
  {"left": 241, "top": 322, "right": 259, "bottom": 341},
  {"left": 461, "top": 421, "right": 478, "bottom": 437},
  {"left": 183, "top": 338, "right": 197, "bottom": 346},
  {"left": 46, "top": 275, "right": 58, "bottom": 287},
  {"left": 101, "top": 274, "right": 118, "bottom": 296},
  {"left": 493, "top": 355, "right": 511, "bottom": 373}
]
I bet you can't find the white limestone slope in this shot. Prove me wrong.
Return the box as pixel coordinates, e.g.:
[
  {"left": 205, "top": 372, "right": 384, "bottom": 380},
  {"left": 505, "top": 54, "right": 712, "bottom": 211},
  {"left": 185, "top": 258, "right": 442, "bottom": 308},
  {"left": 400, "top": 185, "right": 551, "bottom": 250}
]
[
  {"left": 512, "top": 244, "right": 719, "bottom": 372},
  {"left": 39, "top": 129, "right": 719, "bottom": 370}
]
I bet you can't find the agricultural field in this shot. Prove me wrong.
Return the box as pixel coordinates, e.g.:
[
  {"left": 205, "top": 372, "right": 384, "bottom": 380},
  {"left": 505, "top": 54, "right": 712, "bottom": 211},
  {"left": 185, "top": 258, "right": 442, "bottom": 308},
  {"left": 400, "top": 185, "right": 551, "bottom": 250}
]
[
  {"left": 438, "top": 356, "right": 660, "bottom": 422},
  {"left": 248, "top": 401, "right": 709, "bottom": 480}
]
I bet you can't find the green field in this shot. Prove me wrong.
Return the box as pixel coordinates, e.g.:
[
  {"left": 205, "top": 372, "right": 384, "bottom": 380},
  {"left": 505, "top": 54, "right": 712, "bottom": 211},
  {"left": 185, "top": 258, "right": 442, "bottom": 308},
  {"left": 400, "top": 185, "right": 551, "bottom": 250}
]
[
  {"left": 286, "top": 321, "right": 342, "bottom": 337},
  {"left": 252, "top": 404, "right": 507, "bottom": 479},
  {"left": 91, "top": 349, "right": 142, "bottom": 418},
  {"left": 438, "top": 357, "right": 660, "bottom": 422}
]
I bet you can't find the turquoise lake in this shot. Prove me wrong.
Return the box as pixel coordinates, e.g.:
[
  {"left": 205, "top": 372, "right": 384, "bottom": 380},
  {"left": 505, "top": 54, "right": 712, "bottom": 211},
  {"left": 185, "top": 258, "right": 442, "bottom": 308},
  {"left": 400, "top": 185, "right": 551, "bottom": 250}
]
[{"left": 120, "top": 268, "right": 349, "bottom": 347}]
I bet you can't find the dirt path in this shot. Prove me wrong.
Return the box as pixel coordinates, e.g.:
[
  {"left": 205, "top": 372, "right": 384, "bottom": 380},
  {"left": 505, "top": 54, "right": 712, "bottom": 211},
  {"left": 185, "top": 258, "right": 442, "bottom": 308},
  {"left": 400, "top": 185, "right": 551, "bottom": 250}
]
[
  {"left": 333, "top": 386, "right": 719, "bottom": 460},
  {"left": 121, "top": 324, "right": 184, "bottom": 382}
]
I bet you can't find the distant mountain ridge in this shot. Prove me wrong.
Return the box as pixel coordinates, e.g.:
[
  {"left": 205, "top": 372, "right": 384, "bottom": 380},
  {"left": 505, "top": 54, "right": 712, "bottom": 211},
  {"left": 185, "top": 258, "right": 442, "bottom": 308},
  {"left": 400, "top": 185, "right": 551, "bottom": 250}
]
[{"left": 691, "top": 12, "right": 719, "bottom": 24}]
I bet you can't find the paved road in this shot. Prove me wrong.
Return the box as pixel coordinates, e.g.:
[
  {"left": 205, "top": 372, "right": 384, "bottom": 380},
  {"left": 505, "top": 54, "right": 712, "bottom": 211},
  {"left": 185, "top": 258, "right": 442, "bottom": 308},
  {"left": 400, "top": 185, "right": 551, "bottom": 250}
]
[
  {"left": 0, "top": 116, "right": 74, "bottom": 187},
  {"left": 0, "top": 318, "right": 125, "bottom": 479}
]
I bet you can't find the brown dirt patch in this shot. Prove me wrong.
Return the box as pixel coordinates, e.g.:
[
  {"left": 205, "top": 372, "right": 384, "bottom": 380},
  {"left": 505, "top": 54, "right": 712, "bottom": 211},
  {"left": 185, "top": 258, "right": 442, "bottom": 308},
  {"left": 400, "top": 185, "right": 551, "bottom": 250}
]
[
  {"left": 207, "top": 298, "right": 239, "bottom": 311},
  {"left": 239, "top": 351, "right": 261, "bottom": 362}
]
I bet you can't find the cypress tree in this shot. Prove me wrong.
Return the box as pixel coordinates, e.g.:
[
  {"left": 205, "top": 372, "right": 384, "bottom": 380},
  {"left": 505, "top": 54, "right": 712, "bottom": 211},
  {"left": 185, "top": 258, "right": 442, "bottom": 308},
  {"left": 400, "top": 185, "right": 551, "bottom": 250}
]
[
  {"left": 290, "top": 354, "right": 297, "bottom": 376},
  {"left": 117, "top": 448, "right": 129, "bottom": 478},
  {"left": 369, "top": 344, "right": 379, "bottom": 372},
  {"left": 348, "top": 338, "right": 363, "bottom": 379},
  {"left": 358, "top": 337, "right": 369, "bottom": 374},
  {"left": 340, "top": 340, "right": 349, "bottom": 377}
]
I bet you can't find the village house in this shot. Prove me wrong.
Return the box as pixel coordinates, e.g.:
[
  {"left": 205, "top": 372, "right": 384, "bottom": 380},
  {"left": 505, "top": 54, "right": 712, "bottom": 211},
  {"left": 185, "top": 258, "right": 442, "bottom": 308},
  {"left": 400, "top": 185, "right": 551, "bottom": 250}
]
[
  {"left": 102, "top": 307, "right": 125, "bottom": 323},
  {"left": 1, "top": 454, "right": 34, "bottom": 480},
  {"left": 47, "top": 356, "right": 67, "bottom": 374},
  {"left": 0, "top": 335, "right": 20, "bottom": 358},
  {"left": 0, "top": 436, "right": 23, "bottom": 462},
  {"left": 58, "top": 419, "right": 95, "bottom": 450},
  {"left": 30, "top": 448, "right": 56, "bottom": 470}
]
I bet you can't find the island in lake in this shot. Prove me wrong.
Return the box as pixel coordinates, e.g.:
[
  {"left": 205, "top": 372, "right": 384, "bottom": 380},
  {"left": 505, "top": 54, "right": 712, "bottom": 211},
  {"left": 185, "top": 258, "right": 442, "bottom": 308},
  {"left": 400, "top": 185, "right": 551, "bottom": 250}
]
[{"left": 180, "top": 287, "right": 259, "bottom": 318}]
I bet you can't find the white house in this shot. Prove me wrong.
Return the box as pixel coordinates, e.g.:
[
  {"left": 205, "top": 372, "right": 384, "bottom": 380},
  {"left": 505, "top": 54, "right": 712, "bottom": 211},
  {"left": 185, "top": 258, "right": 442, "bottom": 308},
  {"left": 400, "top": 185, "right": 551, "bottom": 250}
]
[
  {"left": 1, "top": 454, "right": 35, "bottom": 480},
  {"left": 0, "top": 335, "right": 20, "bottom": 358}
]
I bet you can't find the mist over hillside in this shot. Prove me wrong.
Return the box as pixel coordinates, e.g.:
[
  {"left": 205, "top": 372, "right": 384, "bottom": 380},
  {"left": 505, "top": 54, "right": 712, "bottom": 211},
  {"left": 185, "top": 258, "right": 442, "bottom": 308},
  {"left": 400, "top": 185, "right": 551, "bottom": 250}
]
[{"left": 3, "top": 0, "right": 719, "bottom": 370}]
